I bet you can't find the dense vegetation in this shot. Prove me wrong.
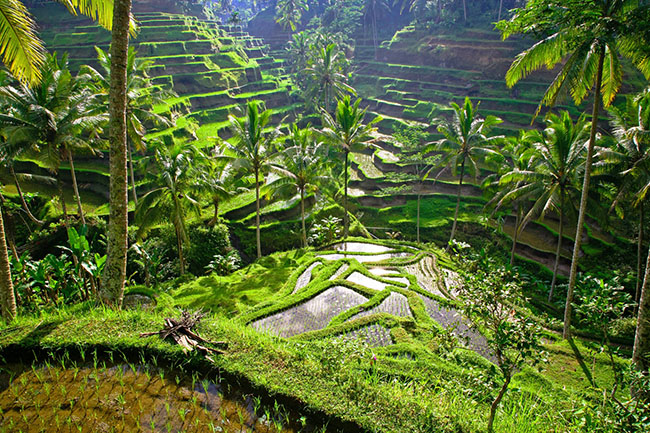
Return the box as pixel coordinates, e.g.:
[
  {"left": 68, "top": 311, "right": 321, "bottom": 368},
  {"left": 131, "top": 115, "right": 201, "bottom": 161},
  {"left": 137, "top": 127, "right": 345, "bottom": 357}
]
[{"left": 1, "top": 0, "right": 650, "bottom": 432}]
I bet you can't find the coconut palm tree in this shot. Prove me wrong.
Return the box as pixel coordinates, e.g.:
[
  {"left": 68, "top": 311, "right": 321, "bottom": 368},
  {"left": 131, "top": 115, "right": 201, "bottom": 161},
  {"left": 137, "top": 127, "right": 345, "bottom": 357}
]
[
  {"left": 223, "top": 101, "right": 281, "bottom": 259},
  {"left": 275, "top": 0, "right": 309, "bottom": 32},
  {"left": 321, "top": 96, "right": 380, "bottom": 238},
  {"left": 270, "top": 123, "right": 329, "bottom": 247},
  {"left": 498, "top": 112, "right": 589, "bottom": 299},
  {"left": 499, "top": 0, "right": 650, "bottom": 338},
  {"left": 102, "top": 0, "right": 135, "bottom": 308},
  {"left": 304, "top": 43, "right": 355, "bottom": 113},
  {"left": 0, "top": 0, "right": 116, "bottom": 86},
  {"left": 0, "top": 53, "right": 105, "bottom": 227},
  {"left": 82, "top": 46, "right": 176, "bottom": 205},
  {"left": 433, "top": 97, "right": 503, "bottom": 249},
  {"left": 196, "top": 146, "right": 247, "bottom": 227},
  {"left": 0, "top": 129, "right": 43, "bottom": 225},
  {"left": 363, "top": 0, "right": 390, "bottom": 59},
  {"left": 597, "top": 89, "right": 650, "bottom": 312},
  {"left": 482, "top": 133, "right": 532, "bottom": 267},
  {"left": 136, "top": 142, "right": 201, "bottom": 275}
]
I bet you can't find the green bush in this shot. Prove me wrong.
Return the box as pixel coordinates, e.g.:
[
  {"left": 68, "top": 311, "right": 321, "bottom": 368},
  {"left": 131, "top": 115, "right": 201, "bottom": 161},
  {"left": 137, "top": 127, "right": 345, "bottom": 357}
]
[{"left": 186, "top": 223, "right": 232, "bottom": 275}]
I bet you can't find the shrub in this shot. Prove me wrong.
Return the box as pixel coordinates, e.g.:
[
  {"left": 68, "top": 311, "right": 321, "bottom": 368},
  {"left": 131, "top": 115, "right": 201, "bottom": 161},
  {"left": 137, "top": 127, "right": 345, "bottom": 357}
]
[{"left": 186, "top": 223, "right": 232, "bottom": 275}]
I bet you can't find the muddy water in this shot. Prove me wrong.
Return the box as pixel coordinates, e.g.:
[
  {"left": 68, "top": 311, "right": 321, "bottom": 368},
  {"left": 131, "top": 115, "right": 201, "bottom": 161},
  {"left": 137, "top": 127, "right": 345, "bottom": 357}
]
[{"left": 0, "top": 359, "right": 332, "bottom": 433}]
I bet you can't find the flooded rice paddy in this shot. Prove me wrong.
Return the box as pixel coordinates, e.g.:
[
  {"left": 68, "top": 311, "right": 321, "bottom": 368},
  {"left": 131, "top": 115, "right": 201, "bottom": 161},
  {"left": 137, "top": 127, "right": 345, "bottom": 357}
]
[{"left": 0, "top": 354, "right": 334, "bottom": 433}]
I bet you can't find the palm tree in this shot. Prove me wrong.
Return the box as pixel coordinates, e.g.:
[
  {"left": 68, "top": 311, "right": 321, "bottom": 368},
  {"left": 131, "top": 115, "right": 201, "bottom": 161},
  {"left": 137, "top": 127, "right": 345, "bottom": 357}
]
[
  {"left": 321, "top": 96, "right": 380, "bottom": 238},
  {"left": 0, "top": 129, "right": 43, "bottom": 225},
  {"left": 102, "top": 0, "right": 135, "bottom": 307},
  {"left": 275, "top": 0, "right": 309, "bottom": 32},
  {"left": 433, "top": 97, "right": 503, "bottom": 248},
  {"left": 0, "top": 0, "right": 116, "bottom": 86},
  {"left": 271, "top": 123, "right": 328, "bottom": 247},
  {"left": 136, "top": 142, "right": 201, "bottom": 275},
  {"left": 597, "top": 89, "right": 650, "bottom": 312},
  {"left": 394, "top": 123, "right": 438, "bottom": 244},
  {"left": 82, "top": 46, "right": 176, "bottom": 205},
  {"left": 498, "top": 112, "right": 589, "bottom": 299},
  {"left": 304, "top": 43, "right": 355, "bottom": 113},
  {"left": 0, "top": 53, "right": 105, "bottom": 227},
  {"left": 499, "top": 0, "right": 650, "bottom": 339},
  {"left": 223, "top": 101, "right": 281, "bottom": 259},
  {"left": 196, "top": 146, "right": 246, "bottom": 227},
  {"left": 363, "top": 0, "right": 390, "bottom": 59},
  {"left": 0, "top": 206, "right": 16, "bottom": 322},
  {"left": 482, "top": 133, "right": 531, "bottom": 267}
]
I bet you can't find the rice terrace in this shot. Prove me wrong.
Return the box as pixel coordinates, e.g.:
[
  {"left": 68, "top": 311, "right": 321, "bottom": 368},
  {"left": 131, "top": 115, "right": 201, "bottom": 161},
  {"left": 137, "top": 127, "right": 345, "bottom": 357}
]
[{"left": 1, "top": 1, "right": 650, "bottom": 432}]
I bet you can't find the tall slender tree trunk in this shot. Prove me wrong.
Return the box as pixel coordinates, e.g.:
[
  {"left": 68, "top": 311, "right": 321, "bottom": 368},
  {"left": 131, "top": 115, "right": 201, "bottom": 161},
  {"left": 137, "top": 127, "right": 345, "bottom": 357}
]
[
  {"left": 462, "top": 0, "right": 467, "bottom": 23},
  {"left": 300, "top": 187, "right": 307, "bottom": 248},
  {"left": 0, "top": 209, "right": 16, "bottom": 322},
  {"left": 564, "top": 49, "right": 605, "bottom": 339},
  {"left": 636, "top": 201, "right": 645, "bottom": 315},
  {"left": 102, "top": 0, "right": 133, "bottom": 308},
  {"left": 255, "top": 168, "right": 261, "bottom": 259},
  {"left": 208, "top": 196, "right": 219, "bottom": 226},
  {"left": 634, "top": 241, "right": 650, "bottom": 375},
  {"left": 372, "top": 8, "right": 378, "bottom": 60},
  {"left": 57, "top": 173, "right": 69, "bottom": 228},
  {"left": 127, "top": 141, "right": 138, "bottom": 205},
  {"left": 344, "top": 150, "right": 349, "bottom": 238},
  {"left": 417, "top": 193, "right": 421, "bottom": 244},
  {"left": 487, "top": 373, "right": 511, "bottom": 433},
  {"left": 448, "top": 156, "right": 466, "bottom": 249},
  {"left": 550, "top": 200, "right": 565, "bottom": 301},
  {"left": 510, "top": 204, "right": 521, "bottom": 266},
  {"left": 10, "top": 165, "right": 42, "bottom": 225},
  {"left": 176, "top": 224, "right": 185, "bottom": 275},
  {"left": 498, "top": 0, "right": 503, "bottom": 20},
  {"left": 66, "top": 146, "right": 86, "bottom": 226}
]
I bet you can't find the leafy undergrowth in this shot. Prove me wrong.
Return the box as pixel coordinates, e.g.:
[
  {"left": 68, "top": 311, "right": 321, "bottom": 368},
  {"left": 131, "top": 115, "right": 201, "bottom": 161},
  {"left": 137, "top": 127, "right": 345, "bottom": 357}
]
[{"left": 0, "top": 304, "right": 620, "bottom": 433}]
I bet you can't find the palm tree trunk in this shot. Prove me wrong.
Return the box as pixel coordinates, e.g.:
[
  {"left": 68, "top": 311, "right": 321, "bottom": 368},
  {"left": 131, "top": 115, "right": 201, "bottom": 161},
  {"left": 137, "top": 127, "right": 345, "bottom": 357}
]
[
  {"left": 564, "top": 48, "right": 605, "bottom": 339},
  {"left": 448, "top": 156, "right": 466, "bottom": 249},
  {"left": 550, "top": 200, "right": 565, "bottom": 301},
  {"left": 0, "top": 209, "right": 16, "bottom": 322},
  {"left": 128, "top": 141, "right": 138, "bottom": 205},
  {"left": 417, "top": 193, "right": 421, "bottom": 244},
  {"left": 510, "top": 204, "right": 520, "bottom": 266},
  {"left": 487, "top": 373, "right": 511, "bottom": 433},
  {"left": 462, "top": 0, "right": 467, "bottom": 23},
  {"left": 498, "top": 0, "right": 503, "bottom": 20},
  {"left": 373, "top": 7, "right": 378, "bottom": 60},
  {"left": 636, "top": 201, "right": 644, "bottom": 315},
  {"left": 255, "top": 168, "right": 261, "bottom": 259},
  {"left": 208, "top": 196, "right": 219, "bottom": 226},
  {"left": 634, "top": 241, "right": 650, "bottom": 376},
  {"left": 10, "top": 165, "right": 42, "bottom": 225},
  {"left": 176, "top": 224, "right": 185, "bottom": 275},
  {"left": 344, "top": 150, "right": 349, "bottom": 238},
  {"left": 57, "top": 173, "right": 69, "bottom": 228},
  {"left": 66, "top": 146, "right": 86, "bottom": 226},
  {"left": 300, "top": 187, "right": 307, "bottom": 248},
  {"left": 102, "top": 0, "right": 133, "bottom": 308}
]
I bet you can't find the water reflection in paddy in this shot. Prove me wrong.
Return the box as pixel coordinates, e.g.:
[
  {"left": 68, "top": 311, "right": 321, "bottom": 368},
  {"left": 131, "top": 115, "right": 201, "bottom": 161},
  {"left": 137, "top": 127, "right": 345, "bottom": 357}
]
[{"left": 0, "top": 356, "right": 334, "bottom": 433}]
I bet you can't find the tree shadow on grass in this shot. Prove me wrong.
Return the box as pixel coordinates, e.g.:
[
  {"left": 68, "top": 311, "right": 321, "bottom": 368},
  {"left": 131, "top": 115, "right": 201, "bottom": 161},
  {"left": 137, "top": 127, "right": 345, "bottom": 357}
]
[{"left": 568, "top": 337, "right": 597, "bottom": 388}]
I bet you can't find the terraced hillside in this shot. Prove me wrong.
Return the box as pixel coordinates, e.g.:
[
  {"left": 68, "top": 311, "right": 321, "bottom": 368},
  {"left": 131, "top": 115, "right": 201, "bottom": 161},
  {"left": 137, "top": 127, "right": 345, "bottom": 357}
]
[
  {"left": 33, "top": 6, "right": 296, "bottom": 144},
  {"left": 240, "top": 239, "right": 491, "bottom": 360},
  {"left": 7, "top": 5, "right": 302, "bottom": 220},
  {"left": 352, "top": 27, "right": 584, "bottom": 137}
]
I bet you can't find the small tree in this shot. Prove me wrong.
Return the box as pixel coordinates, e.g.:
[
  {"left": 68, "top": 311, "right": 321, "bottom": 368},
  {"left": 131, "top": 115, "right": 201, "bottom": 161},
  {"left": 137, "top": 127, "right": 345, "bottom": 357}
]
[
  {"left": 457, "top": 256, "right": 544, "bottom": 433},
  {"left": 394, "top": 123, "right": 440, "bottom": 244}
]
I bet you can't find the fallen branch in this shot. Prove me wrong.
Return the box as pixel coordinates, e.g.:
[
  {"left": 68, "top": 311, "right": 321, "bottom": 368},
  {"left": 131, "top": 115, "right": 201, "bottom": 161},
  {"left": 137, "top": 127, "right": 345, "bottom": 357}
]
[{"left": 140, "top": 310, "right": 227, "bottom": 360}]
